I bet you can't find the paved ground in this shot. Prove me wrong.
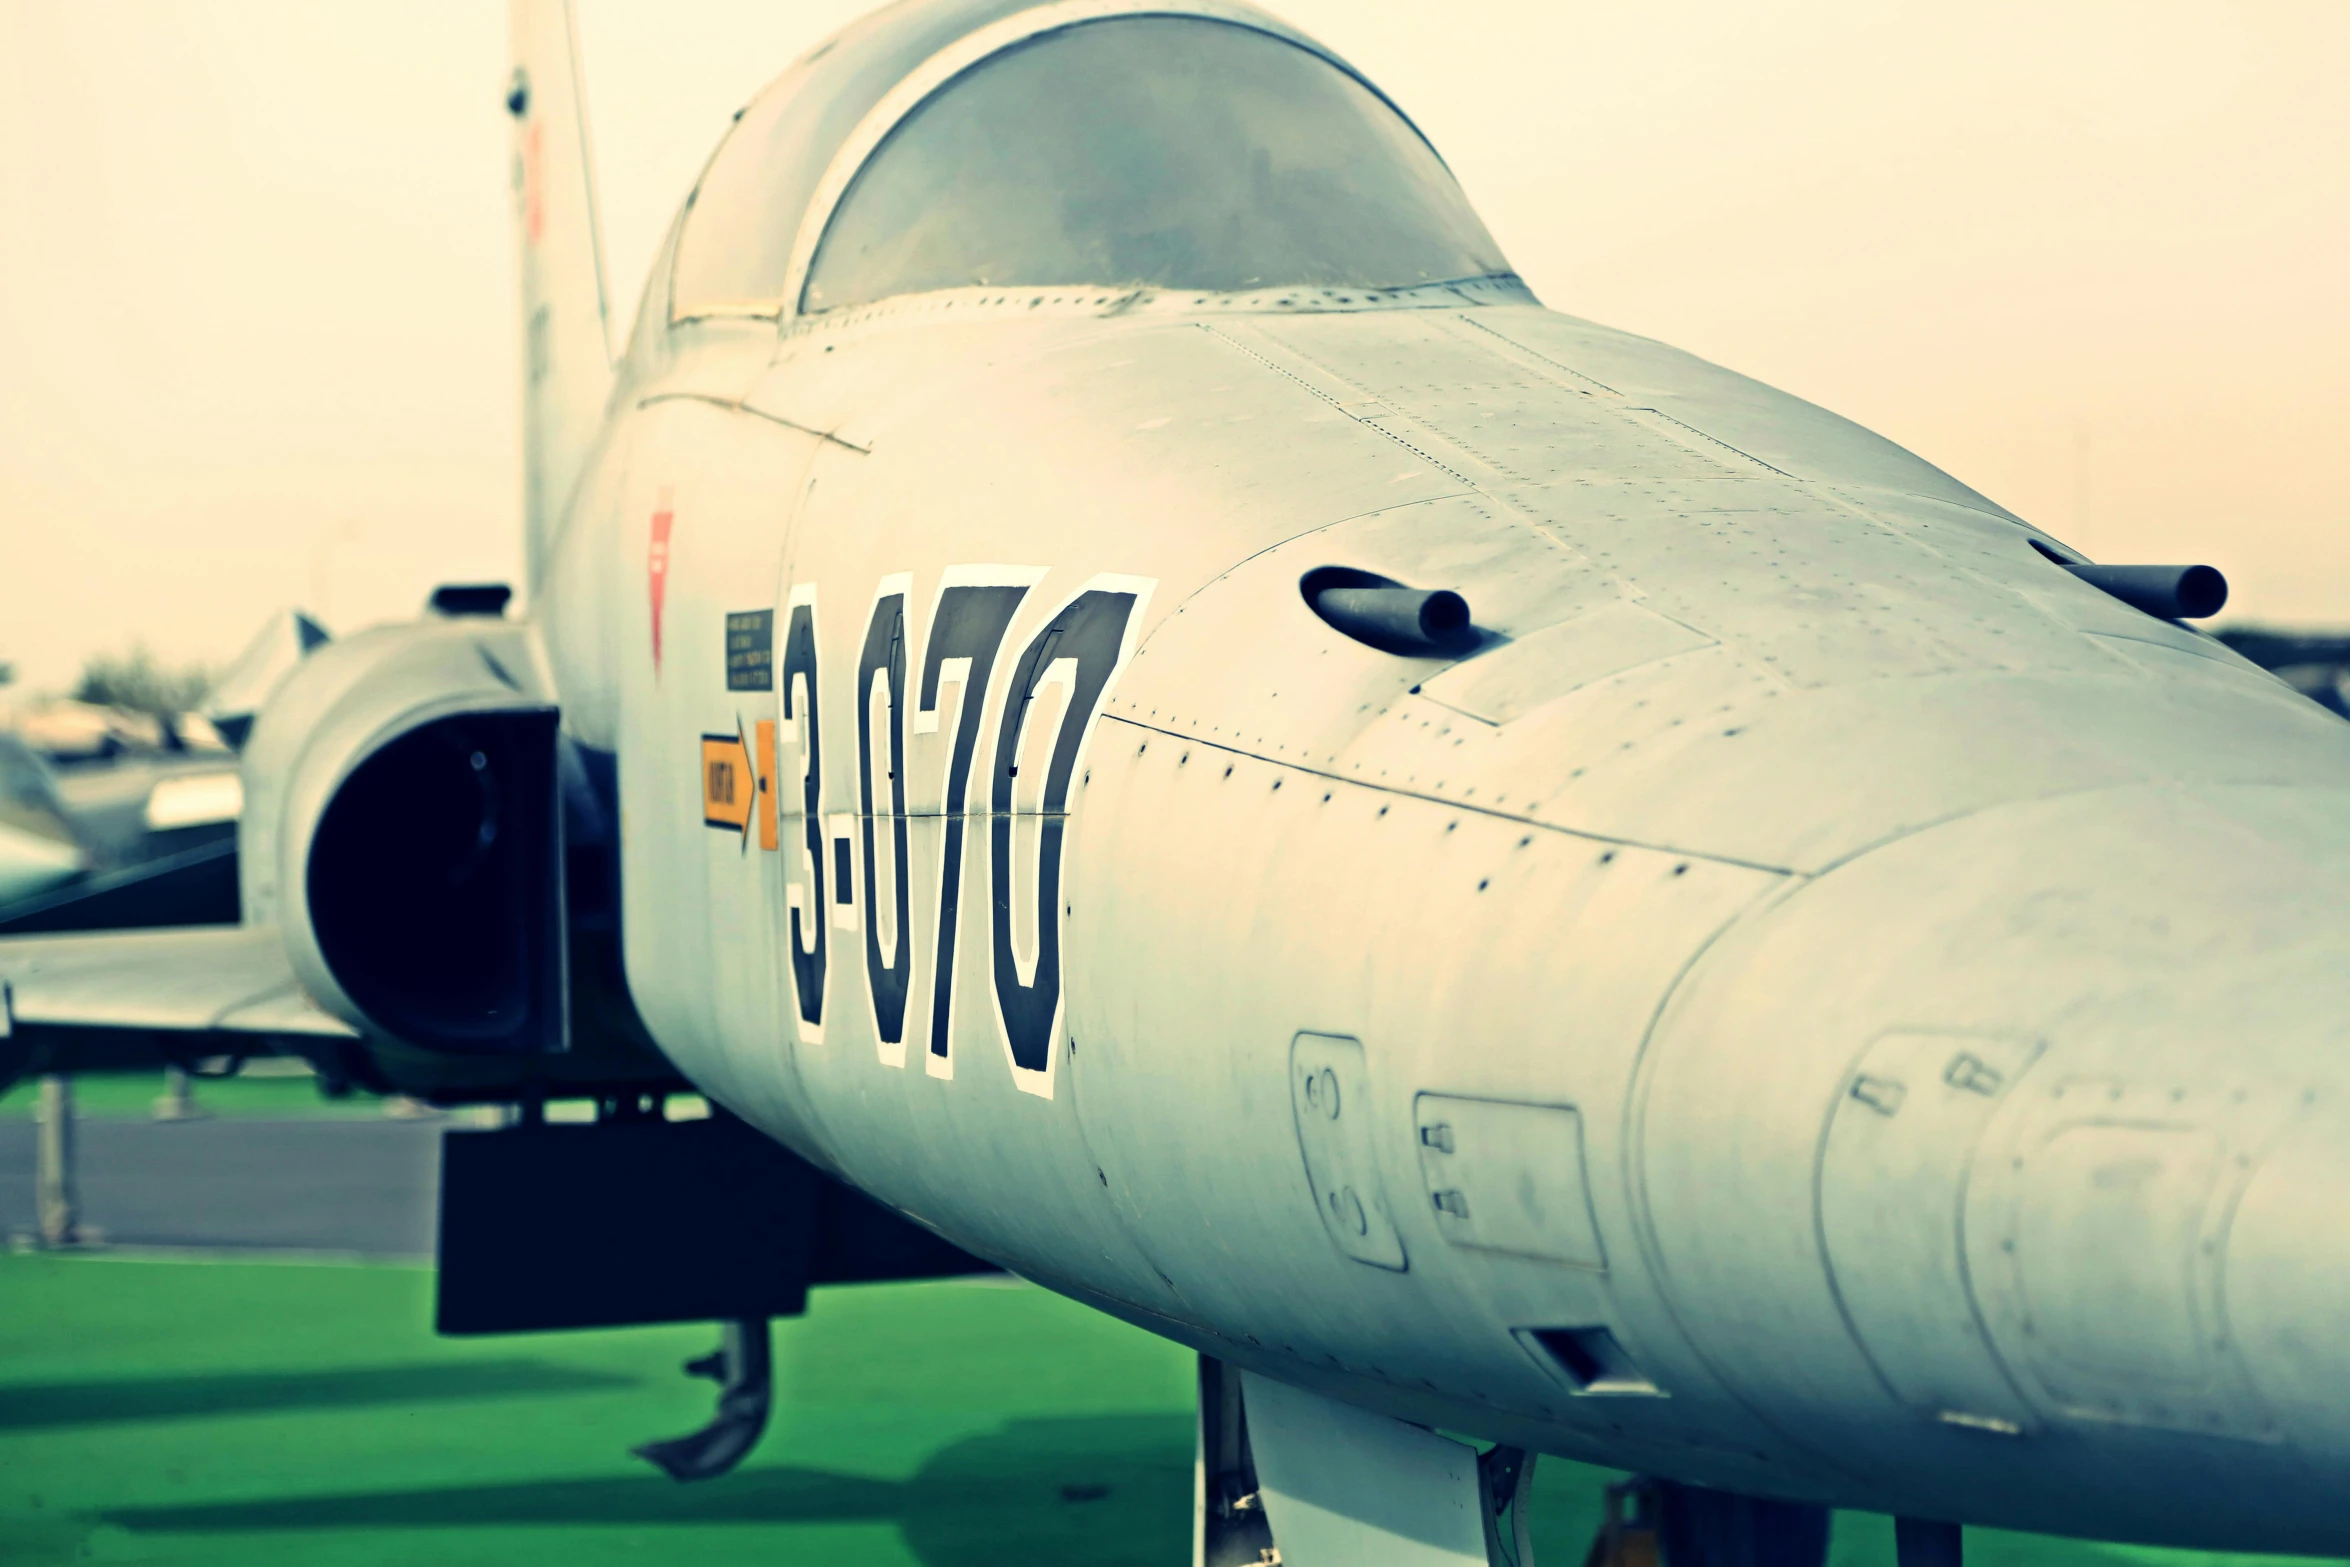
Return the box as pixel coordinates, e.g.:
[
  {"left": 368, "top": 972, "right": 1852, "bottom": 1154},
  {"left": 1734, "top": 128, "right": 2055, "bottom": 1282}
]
[{"left": 0, "top": 1117, "right": 440, "bottom": 1256}]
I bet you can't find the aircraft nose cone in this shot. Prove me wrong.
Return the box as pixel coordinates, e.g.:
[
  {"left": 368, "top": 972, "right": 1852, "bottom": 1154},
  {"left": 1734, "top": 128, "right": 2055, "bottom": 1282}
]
[{"left": 1635, "top": 781, "right": 2350, "bottom": 1547}]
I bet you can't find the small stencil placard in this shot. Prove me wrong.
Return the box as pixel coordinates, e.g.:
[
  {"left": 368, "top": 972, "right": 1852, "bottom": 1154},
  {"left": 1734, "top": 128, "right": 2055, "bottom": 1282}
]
[{"left": 725, "top": 609, "right": 774, "bottom": 692}]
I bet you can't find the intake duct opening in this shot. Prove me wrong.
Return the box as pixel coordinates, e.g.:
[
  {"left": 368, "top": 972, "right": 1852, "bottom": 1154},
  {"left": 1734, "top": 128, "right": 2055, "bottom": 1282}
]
[
  {"left": 306, "top": 709, "right": 564, "bottom": 1055},
  {"left": 1516, "top": 1325, "right": 1664, "bottom": 1396}
]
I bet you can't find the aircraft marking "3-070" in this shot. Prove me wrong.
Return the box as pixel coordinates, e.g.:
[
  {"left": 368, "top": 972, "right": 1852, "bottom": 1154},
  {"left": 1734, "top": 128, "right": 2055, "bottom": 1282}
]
[{"left": 755, "top": 567, "right": 1153, "bottom": 1100}]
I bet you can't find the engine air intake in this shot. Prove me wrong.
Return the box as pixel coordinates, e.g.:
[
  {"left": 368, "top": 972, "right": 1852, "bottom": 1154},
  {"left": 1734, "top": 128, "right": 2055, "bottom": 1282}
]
[{"left": 305, "top": 709, "right": 564, "bottom": 1055}]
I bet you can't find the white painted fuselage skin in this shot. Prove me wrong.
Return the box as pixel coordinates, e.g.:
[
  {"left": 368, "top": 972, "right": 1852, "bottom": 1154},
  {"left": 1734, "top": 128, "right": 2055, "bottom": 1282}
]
[{"left": 533, "top": 272, "right": 2350, "bottom": 1552}]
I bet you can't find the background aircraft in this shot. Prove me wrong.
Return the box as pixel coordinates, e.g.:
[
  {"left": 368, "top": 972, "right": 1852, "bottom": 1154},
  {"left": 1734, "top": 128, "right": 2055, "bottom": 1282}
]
[
  {"left": 4, "top": 3, "right": 2348, "bottom": 1565},
  {"left": 0, "top": 625, "right": 288, "bottom": 939},
  {"left": 0, "top": 734, "right": 82, "bottom": 907}
]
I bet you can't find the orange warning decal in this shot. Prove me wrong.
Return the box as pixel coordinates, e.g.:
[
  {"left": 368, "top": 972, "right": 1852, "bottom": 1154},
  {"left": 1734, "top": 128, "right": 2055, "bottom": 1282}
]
[
  {"left": 755, "top": 719, "right": 778, "bottom": 851},
  {"left": 701, "top": 732, "right": 752, "bottom": 834}
]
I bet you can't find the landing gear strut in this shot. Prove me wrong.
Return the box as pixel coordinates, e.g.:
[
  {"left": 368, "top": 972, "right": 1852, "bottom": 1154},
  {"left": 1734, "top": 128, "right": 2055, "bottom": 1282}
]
[
  {"left": 633, "top": 1317, "right": 773, "bottom": 1481},
  {"left": 1584, "top": 1479, "right": 1831, "bottom": 1567},
  {"left": 1895, "top": 1518, "right": 1961, "bottom": 1567}
]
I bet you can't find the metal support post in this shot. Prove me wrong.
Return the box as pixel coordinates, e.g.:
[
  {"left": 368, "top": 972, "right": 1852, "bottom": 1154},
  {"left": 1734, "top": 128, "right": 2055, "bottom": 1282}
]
[
  {"left": 35, "top": 1075, "right": 81, "bottom": 1247},
  {"left": 154, "top": 1064, "right": 207, "bottom": 1121}
]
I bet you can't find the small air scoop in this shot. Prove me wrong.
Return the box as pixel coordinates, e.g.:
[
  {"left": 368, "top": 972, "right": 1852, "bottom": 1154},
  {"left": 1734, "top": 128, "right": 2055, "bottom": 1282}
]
[
  {"left": 429, "top": 583, "right": 515, "bottom": 618},
  {"left": 2034, "top": 545, "right": 2228, "bottom": 620},
  {"left": 1302, "top": 567, "right": 1474, "bottom": 656}
]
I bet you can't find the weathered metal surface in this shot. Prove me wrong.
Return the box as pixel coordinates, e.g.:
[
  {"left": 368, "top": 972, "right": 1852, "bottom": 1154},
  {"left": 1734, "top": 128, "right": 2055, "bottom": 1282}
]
[{"left": 8, "top": 0, "right": 2350, "bottom": 1553}]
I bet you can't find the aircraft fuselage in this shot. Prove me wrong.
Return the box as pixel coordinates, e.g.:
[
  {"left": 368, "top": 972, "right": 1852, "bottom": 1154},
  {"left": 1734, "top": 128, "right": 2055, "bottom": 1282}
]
[{"left": 535, "top": 279, "right": 2350, "bottom": 1551}]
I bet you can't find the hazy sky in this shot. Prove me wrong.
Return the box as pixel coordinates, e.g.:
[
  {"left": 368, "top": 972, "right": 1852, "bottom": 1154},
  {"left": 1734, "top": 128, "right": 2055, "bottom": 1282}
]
[{"left": 1, "top": 1, "right": 2344, "bottom": 692}]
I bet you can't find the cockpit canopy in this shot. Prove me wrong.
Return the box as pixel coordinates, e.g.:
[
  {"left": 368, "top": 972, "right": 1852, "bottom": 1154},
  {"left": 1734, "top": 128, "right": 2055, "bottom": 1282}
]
[{"left": 669, "top": 1, "right": 1511, "bottom": 320}]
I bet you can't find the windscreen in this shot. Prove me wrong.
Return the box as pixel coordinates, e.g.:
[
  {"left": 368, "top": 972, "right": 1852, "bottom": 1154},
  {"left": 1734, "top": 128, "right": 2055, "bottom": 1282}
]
[
  {"left": 801, "top": 17, "right": 1510, "bottom": 313},
  {"left": 668, "top": 0, "right": 1042, "bottom": 318}
]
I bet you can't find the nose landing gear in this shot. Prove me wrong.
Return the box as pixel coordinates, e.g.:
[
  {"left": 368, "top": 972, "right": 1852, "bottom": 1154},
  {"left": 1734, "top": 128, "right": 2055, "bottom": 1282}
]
[{"left": 632, "top": 1318, "right": 774, "bottom": 1481}]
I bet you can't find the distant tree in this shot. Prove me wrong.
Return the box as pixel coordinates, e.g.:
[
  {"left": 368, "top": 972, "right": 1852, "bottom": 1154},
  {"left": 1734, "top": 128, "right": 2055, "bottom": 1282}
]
[{"left": 73, "top": 646, "right": 212, "bottom": 718}]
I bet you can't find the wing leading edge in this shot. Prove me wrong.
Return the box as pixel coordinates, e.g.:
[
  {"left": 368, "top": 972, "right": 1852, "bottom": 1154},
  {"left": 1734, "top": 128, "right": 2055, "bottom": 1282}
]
[{"left": 0, "top": 926, "right": 355, "bottom": 1083}]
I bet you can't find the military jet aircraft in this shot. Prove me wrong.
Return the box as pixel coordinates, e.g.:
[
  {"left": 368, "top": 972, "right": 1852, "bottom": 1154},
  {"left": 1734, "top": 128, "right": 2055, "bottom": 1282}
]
[
  {"left": 0, "top": 734, "right": 84, "bottom": 906},
  {"left": 5, "top": 1, "right": 2346, "bottom": 1563}
]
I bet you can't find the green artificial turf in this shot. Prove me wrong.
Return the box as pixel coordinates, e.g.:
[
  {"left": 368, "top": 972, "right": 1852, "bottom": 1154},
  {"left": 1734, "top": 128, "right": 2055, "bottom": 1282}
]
[
  {"left": 0, "top": 1252, "right": 2333, "bottom": 1566},
  {"left": 0, "top": 1070, "right": 704, "bottom": 1123},
  {"left": 0, "top": 1069, "right": 383, "bottom": 1121}
]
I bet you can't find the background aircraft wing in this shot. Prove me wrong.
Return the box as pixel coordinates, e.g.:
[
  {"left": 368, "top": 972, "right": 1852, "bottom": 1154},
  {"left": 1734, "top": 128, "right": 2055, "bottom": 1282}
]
[{"left": 0, "top": 926, "right": 355, "bottom": 1080}]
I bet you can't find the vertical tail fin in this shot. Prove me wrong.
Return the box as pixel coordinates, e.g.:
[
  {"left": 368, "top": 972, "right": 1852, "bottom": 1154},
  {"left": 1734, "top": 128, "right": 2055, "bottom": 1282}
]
[{"left": 508, "top": 0, "right": 613, "bottom": 595}]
